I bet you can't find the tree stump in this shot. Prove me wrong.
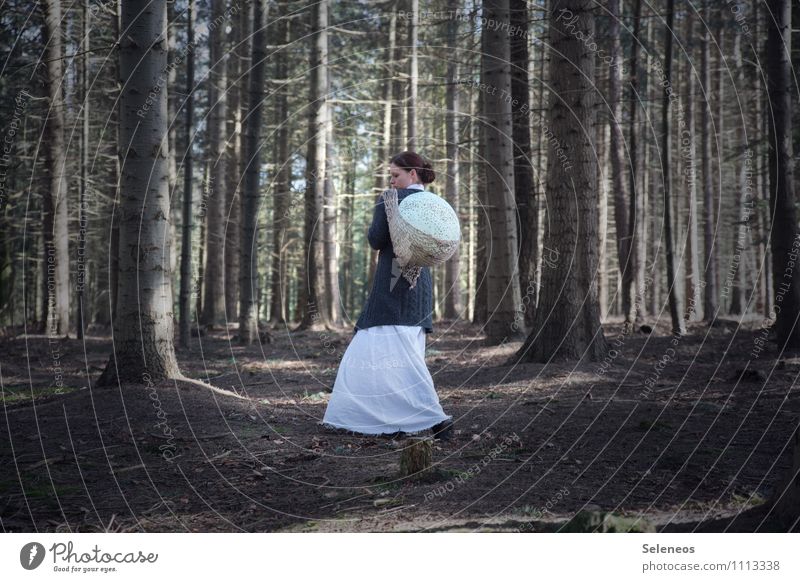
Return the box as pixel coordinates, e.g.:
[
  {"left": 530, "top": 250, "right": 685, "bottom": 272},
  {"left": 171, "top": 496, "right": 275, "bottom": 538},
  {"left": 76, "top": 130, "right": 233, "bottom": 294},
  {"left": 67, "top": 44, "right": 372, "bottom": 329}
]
[{"left": 399, "top": 437, "right": 432, "bottom": 478}]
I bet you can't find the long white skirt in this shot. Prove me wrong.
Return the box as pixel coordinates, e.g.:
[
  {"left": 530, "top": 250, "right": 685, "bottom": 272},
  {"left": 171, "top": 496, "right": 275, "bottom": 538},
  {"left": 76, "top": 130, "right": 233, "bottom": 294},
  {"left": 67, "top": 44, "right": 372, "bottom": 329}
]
[{"left": 321, "top": 325, "right": 450, "bottom": 435}]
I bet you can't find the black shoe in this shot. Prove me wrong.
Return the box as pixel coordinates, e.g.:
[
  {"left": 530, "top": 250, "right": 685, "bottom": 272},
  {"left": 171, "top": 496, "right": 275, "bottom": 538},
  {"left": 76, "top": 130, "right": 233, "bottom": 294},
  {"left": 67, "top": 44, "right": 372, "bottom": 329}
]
[{"left": 431, "top": 419, "right": 453, "bottom": 441}]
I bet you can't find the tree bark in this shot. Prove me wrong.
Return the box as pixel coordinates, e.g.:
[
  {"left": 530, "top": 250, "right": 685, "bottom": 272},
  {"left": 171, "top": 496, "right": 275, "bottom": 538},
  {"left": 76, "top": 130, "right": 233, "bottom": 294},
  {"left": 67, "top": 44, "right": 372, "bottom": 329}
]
[
  {"left": 323, "top": 97, "right": 341, "bottom": 325},
  {"left": 270, "top": 0, "right": 290, "bottom": 327},
  {"left": 727, "top": 24, "right": 752, "bottom": 316},
  {"left": 701, "top": 0, "right": 718, "bottom": 321},
  {"left": 300, "top": 0, "right": 331, "bottom": 330},
  {"left": 513, "top": 0, "right": 607, "bottom": 362},
  {"left": 42, "top": 0, "right": 70, "bottom": 337},
  {"left": 481, "top": 0, "right": 522, "bottom": 343},
  {"left": 179, "top": 0, "right": 196, "bottom": 349},
  {"left": 628, "top": 0, "right": 645, "bottom": 322},
  {"left": 391, "top": 1, "right": 405, "bottom": 154},
  {"left": 684, "top": 11, "right": 701, "bottom": 320},
  {"left": 660, "top": 0, "right": 685, "bottom": 336},
  {"left": 97, "top": 0, "right": 181, "bottom": 385},
  {"left": 200, "top": 0, "right": 229, "bottom": 327},
  {"left": 510, "top": 0, "right": 534, "bottom": 327},
  {"left": 608, "top": 0, "right": 633, "bottom": 323},
  {"left": 77, "top": 0, "right": 90, "bottom": 339},
  {"left": 752, "top": 0, "right": 771, "bottom": 318},
  {"left": 239, "top": 0, "right": 269, "bottom": 344},
  {"left": 225, "top": 4, "right": 245, "bottom": 323},
  {"left": 444, "top": 0, "right": 463, "bottom": 320},
  {"left": 406, "top": 0, "right": 418, "bottom": 149},
  {"left": 766, "top": 0, "right": 800, "bottom": 350}
]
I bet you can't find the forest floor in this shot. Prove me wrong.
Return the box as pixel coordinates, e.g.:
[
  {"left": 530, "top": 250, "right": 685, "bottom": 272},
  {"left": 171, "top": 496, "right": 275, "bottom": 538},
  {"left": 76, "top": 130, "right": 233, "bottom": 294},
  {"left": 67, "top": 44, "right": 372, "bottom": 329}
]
[{"left": 1, "top": 318, "right": 799, "bottom": 533}]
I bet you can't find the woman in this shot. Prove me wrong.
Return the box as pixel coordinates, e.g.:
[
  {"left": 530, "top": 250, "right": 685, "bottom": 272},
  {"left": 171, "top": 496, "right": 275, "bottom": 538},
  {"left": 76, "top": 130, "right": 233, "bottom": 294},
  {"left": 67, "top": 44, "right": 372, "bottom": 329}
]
[{"left": 321, "top": 152, "right": 453, "bottom": 440}]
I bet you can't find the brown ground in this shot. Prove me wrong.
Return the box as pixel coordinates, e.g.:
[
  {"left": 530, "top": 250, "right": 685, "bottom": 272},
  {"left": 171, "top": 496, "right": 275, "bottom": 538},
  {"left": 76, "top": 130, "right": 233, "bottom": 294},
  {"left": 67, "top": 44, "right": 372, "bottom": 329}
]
[{"left": 1, "top": 318, "right": 798, "bottom": 532}]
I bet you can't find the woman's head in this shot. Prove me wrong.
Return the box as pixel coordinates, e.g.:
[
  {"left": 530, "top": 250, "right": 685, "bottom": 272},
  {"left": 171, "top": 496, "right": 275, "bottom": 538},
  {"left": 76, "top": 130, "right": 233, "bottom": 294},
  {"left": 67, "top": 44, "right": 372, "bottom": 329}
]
[{"left": 389, "top": 151, "right": 435, "bottom": 188}]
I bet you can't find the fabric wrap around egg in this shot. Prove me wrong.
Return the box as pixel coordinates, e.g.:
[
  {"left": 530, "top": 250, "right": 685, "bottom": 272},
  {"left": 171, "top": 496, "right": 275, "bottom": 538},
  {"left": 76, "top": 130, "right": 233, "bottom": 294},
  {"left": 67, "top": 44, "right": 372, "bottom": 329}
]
[{"left": 381, "top": 187, "right": 461, "bottom": 289}]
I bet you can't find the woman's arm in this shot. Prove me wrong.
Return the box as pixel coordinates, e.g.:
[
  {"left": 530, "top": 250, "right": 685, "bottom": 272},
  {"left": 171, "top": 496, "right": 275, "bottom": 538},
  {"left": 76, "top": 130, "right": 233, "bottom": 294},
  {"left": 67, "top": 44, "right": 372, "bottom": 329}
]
[{"left": 367, "top": 192, "right": 391, "bottom": 250}]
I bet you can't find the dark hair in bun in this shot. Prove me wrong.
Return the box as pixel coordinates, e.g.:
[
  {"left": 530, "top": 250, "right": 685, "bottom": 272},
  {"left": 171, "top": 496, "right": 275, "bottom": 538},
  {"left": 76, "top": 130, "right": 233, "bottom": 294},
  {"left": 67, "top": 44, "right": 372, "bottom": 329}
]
[{"left": 390, "top": 151, "right": 435, "bottom": 184}]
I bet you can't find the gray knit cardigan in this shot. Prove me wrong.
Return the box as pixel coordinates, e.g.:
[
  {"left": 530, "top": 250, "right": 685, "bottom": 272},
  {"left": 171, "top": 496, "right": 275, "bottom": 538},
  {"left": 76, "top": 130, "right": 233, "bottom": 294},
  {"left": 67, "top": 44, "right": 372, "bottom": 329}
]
[{"left": 354, "top": 185, "right": 433, "bottom": 334}]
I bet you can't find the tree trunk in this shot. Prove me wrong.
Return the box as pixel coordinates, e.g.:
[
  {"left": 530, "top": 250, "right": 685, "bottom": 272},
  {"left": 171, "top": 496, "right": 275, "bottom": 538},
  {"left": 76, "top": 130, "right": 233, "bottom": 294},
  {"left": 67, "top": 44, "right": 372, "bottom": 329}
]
[
  {"left": 225, "top": 6, "right": 244, "bottom": 323},
  {"left": 510, "top": 0, "right": 534, "bottom": 326},
  {"left": 270, "top": 1, "right": 290, "bottom": 327},
  {"left": 42, "top": 0, "right": 70, "bottom": 337},
  {"left": 531, "top": 0, "right": 547, "bottom": 324},
  {"left": 766, "top": 0, "right": 800, "bottom": 350},
  {"left": 752, "top": 0, "right": 771, "bottom": 318},
  {"left": 239, "top": 0, "right": 269, "bottom": 344},
  {"left": 728, "top": 25, "right": 751, "bottom": 316},
  {"left": 201, "top": 0, "right": 228, "bottom": 327},
  {"left": 444, "top": 0, "right": 463, "bottom": 320},
  {"left": 97, "top": 0, "right": 181, "bottom": 385},
  {"left": 406, "top": 0, "right": 418, "bottom": 150},
  {"left": 701, "top": 0, "right": 718, "bottom": 321},
  {"left": 179, "top": 0, "right": 196, "bottom": 349},
  {"left": 77, "top": 0, "right": 90, "bottom": 339},
  {"left": 608, "top": 0, "right": 633, "bottom": 323},
  {"left": 167, "top": 3, "right": 179, "bottom": 299},
  {"left": 300, "top": 0, "right": 331, "bottom": 331},
  {"left": 514, "top": 0, "right": 607, "bottom": 362},
  {"left": 481, "top": 0, "right": 522, "bottom": 343},
  {"left": 659, "top": 0, "right": 685, "bottom": 336},
  {"left": 324, "top": 101, "right": 342, "bottom": 325},
  {"left": 599, "top": 120, "right": 609, "bottom": 319},
  {"left": 628, "top": 0, "right": 645, "bottom": 322},
  {"left": 391, "top": 2, "right": 405, "bottom": 154},
  {"left": 683, "top": 12, "right": 701, "bottom": 321}
]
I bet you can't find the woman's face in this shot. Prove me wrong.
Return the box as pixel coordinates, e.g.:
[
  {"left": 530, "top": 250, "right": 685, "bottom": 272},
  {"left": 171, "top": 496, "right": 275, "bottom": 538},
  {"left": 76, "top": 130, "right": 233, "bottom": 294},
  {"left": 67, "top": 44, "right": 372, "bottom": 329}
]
[{"left": 389, "top": 163, "right": 419, "bottom": 189}]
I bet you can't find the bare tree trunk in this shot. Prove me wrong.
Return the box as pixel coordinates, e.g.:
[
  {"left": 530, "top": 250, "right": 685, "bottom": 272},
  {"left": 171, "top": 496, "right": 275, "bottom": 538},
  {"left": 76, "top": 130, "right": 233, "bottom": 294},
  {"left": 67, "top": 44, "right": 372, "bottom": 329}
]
[
  {"left": 728, "top": 25, "right": 752, "bottom": 316},
  {"left": 531, "top": 0, "right": 547, "bottom": 322},
  {"left": 701, "top": 0, "right": 718, "bottom": 321},
  {"left": 660, "top": 0, "right": 685, "bottom": 336},
  {"left": 270, "top": 1, "right": 290, "bottom": 327},
  {"left": 225, "top": 7, "right": 244, "bottom": 323},
  {"left": 514, "top": 0, "right": 607, "bottom": 362},
  {"left": 444, "top": 0, "right": 463, "bottom": 320},
  {"left": 167, "top": 3, "right": 179, "bottom": 294},
  {"left": 766, "top": 2, "right": 800, "bottom": 513},
  {"left": 239, "top": 0, "right": 269, "bottom": 344},
  {"left": 324, "top": 98, "right": 341, "bottom": 325},
  {"left": 599, "top": 121, "right": 609, "bottom": 320},
  {"left": 406, "top": 0, "right": 418, "bottom": 149},
  {"left": 752, "top": 0, "right": 771, "bottom": 318},
  {"left": 98, "top": 0, "right": 181, "bottom": 385},
  {"left": 300, "top": 0, "right": 330, "bottom": 330},
  {"left": 481, "top": 0, "right": 522, "bottom": 343},
  {"left": 179, "top": 0, "right": 195, "bottom": 349},
  {"left": 473, "top": 83, "right": 488, "bottom": 326},
  {"left": 201, "top": 0, "right": 228, "bottom": 327},
  {"left": 684, "top": 13, "right": 701, "bottom": 320},
  {"left": 109, "top": 0, "right": 122, "bottom": 325},
  {"left": 510, "top": 0, "right": 534, "bottom": 326},
  {"left": 766, "top": 0, "right": 800, "bottom": 350},
  {"left": 467, "top": 86, "right": 478, "bottom": 322},
  {"left": 391, "top": 2, "right": 405, "bottom": 154},
  {"left": 42, "top": 0, "right": 70, "bottom": 337},
  {"left": 608, "top": 0, "right": 633, "bottom": 323},
  {"left": 342, "top": 141, "right": 356, "bottom": 314},
  {"left": 628, "top": 0, "right": 645, "bottom": 322},
  {"left": 77, "top": 0, "right": 90, "bottom": 339}
]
